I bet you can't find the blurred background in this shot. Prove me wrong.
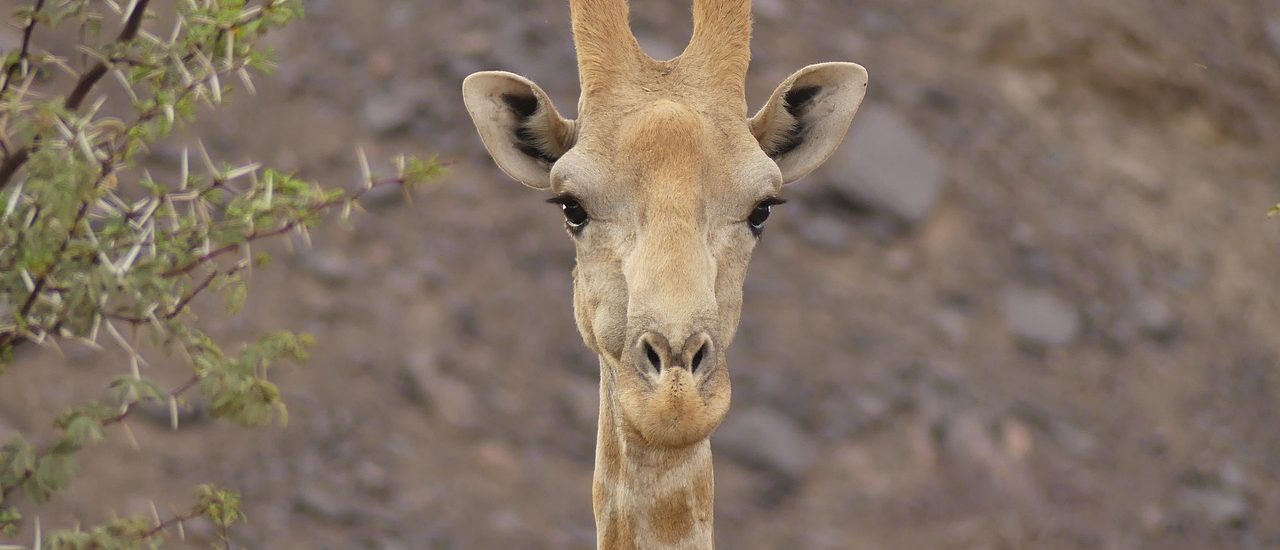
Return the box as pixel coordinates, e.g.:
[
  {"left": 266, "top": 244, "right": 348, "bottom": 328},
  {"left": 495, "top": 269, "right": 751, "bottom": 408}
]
[{"left": 3, "top": 0, "right": 1280, "bottom": 548}]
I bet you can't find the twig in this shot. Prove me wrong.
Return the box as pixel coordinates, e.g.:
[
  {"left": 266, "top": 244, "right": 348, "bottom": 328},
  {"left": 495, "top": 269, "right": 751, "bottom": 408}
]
[
  {"left": 0, "top": 0, "right": 150, "bottom": 191},
  {"left": 104, "top": 264, "right": 238, "bottom": 324},
  {"left": 0, "top": 373, "right": 200, "bottom": 500},
  {"left": 0, "top": 147, "right": 30, "bottom": 188},
  {"left": 161, "top": 175, "right": 412, "bottom": 278},
  {"left": 140, "top": 509, "right": 200, "bottom": 540},
  {"left": 0, "top": 0, "right": 46, "bottom": 99},
  {"left": 63, "top": 0, "right": 152, "bottom": 111}
]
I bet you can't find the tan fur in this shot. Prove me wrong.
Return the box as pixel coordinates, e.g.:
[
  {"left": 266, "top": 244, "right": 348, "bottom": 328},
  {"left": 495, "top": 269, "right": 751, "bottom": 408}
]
[
  {"left": 650, "top": 490, "right": 695, "bottom": 544},
  {"left": 461, "top": 1, "right": 869, "bottom": 548}
]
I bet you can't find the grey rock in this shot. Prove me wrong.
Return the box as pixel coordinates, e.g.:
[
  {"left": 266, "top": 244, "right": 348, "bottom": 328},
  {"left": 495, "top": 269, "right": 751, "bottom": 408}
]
[
  {"left": 402, "top": 357, "right": 478, "bottom": 431},
  {"left": 295, "top": 485, "right": 361, "bottom": 524},
  {"left": 754, "top": 0, "right": 787, "bottom": 21},
  {"left": 794, "top": 214, "right": 850, "bottom": 251},
  {"left": 816, "top": 386, "right": 901, "bottom": 441},
  {"left": 363, "top": 87, "right": 423, "bottom": 135},
  {"left": 714, "top": 406, "right": 817, "bottom": 480},
  {"left": 1133, "top": 295, "right": 1176, "bottom": 339},
  {"left": 1048, "top": 419, "right": 1097, "bottom": 458},
  {"left": 934, "top": 306, "right": 970, "bottom": 345},
  {"left": 354, "top": 460, "right": 390, "bottom": 494},
  {"left": 1179, "top": 486, "right": 1249, "bottom": 527},
  {"left": 300, "top": 249, "right": 362, "bottom": 284},
  {"left": 1001, "top": 287, "right": 1081, "bottom": 346},
  {"left": 1266, "top": 18, "right": 1280, "bottom": 58},
  {"left": 824, "top": 105, "right": 944, "bottom": 225},
  {"left": 561, "top": 377, "right": 599, "bottom": 431}
]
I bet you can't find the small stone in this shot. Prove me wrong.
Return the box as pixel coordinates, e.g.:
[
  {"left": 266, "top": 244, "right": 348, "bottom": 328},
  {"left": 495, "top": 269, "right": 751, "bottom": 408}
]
[
  {"left": 1000, "top": 418, "right": 1034, "bottom": 461},
  {"left": 402, "top": 359, "right": 478, "bottom": 430},
  {"left": 363, "top": 86, "right": 423, "bottom": 135},
  {"left": 475, "top": 440, "right": 521, "bottom": 480},
  {"left": 300, "top": 249, "right": 362, "bottom": 284},
  {"left": 1179, "top": 486, "right": 1249, "bottom": 527},
  {"left": 934, "top": 306, "right": 970, "bottom": 344},
  {"left": 561, "top": 377, "right": 599, "bottom": 430},
  {"left": 1133, "top": 295, "right": 1176, "bottom": 340},
  {"left": 714, "top": 406, "right": 817, "bottom": 480},
  {"left": 1139, "top": 504, "right": 1167, "bottom": 532},
  {"left": 1049, "top": 419, "right": 1097, "bottom": 458},
  {"left": 374, "top": 538, "right": 407, "bottom": 550},
  {"left": 366, "top": 49, "right": 396, "bottom": 79},
  {"left": 295, "top": 485, "right": 360, "bottom": 524},
  {"left": 1001, "top": 287, "right": 1081, "bottom": 347},
  {"left": 457, "top": 30, "right": 491, "bottom": 56},
  {"left": 354, "top": 460, "right": 389, "bottom": 493},
  {"left": 823, "top": 105, "right": 944, "bottom": 225},
  {"left": 753, "top": 0, "right": 787, "bottom": 21},
  {"left": 885, "top": 247, "right": 913, "bottom": 274},
  {"left": 794, "top": 214, "right": 850, "bottom": 251},
  {"left": 1266, "top": 18, "right": 1280, "bottom": 58}
]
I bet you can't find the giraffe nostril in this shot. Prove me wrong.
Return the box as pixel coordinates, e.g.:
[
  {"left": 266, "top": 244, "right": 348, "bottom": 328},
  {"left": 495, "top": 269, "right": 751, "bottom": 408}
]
[
  {"left": 644, "top": 340, "right": 662, "bottom": 372},
  {"left": 690, "top": 342, "right": 707, "bottom": 373}
]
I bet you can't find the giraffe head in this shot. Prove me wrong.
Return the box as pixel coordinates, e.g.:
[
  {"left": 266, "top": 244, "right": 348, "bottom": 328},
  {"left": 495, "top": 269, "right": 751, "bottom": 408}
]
[{"left": 463, "top": 0, "right": 867, "bottom": 448}]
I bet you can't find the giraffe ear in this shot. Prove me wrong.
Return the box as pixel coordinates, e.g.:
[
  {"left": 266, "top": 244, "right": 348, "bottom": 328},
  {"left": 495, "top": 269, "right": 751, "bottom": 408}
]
[
  {"left": 750, "top": 62, "right": 868, "bottom": 184},
  {"left": 463, "top": 71, "right": 577, "bottom": 190}
]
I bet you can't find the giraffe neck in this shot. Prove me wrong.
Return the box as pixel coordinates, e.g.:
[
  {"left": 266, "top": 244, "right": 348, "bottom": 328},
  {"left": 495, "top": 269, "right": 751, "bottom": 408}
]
[{"left": 594, "top": 358, "right": 716, "bottom": 549}]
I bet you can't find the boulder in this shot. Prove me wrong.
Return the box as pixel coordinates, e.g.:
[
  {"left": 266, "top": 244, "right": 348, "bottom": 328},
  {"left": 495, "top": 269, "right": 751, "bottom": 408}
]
[{"left": 822, "top": 105, "right": 944, "bottom": 225}]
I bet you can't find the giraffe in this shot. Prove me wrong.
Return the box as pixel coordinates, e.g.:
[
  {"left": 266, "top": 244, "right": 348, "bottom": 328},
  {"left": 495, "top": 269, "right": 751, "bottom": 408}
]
[{"left": 461, "top": 0, "right": 867, "bottom": 547}]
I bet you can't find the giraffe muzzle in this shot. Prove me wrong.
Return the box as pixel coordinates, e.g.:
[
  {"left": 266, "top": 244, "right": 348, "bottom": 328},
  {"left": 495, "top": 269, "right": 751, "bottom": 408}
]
[{"left": 634, "top": 330, "right": 716, "bottom": 377}]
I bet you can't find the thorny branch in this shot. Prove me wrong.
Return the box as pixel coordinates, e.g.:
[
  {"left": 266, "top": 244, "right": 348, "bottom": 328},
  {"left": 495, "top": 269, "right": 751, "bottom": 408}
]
[
  {"left": 0, "top": 374, "right": 200, "bottom": 500},
  {"left": 0, "top": 0, "right": 438, "bottom": 542},
  {"left": 0, "top": 0, "right": 45, "bottom": 99},
  {"left": 0, "top": 0, "right": 152, "bottom": 191},
  {"left": 0, "top": 0, "right": 278, "bottom": 191},
  {"left": 0, "top": 3, "right": 301, "bottom": 350},
  {"left": 64, "top": 0, "right": 152, "bottom": 111}
]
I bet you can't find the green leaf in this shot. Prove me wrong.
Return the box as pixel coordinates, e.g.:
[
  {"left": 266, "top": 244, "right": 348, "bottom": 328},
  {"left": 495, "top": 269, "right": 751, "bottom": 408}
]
[
  {"left": 60, "top": 414, "right": 105, "bottom": 447},
  {"left": 225, "top": 278, "right": 248, "bottom": 313},
  {"left": 29, "top": 453, "right": 76, "bottom": 503},
  {"left": 1269, "top": 203, "right": 1279, "bottom": 217},
  {"left": 109, "top": 376, "right": 166, "bottom": 405},
  {"left": 0, "top": 505, "right": 20, "bottom": 536},
  {"left": 401, "top": 155, "right": 448, "bottom": 188},
  {"left": 1, "top": 438, "right": 36, "bottom": 483},
  {"left": 195, "top": 484, "right": 244, "bottom": 529}
]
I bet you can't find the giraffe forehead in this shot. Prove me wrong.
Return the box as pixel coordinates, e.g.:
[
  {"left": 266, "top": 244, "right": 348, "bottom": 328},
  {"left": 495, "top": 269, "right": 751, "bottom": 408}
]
[
  {"left": 617, "top": 100, "right": 708, "bottom": 164},
  {"left": 613, "top": 101, "right": 713, "bottom": 214}
]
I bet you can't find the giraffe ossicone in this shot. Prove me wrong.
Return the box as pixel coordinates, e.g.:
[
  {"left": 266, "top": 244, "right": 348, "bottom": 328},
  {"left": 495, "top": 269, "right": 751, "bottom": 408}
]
[{"left": 462, "top": 1, "right": 868, "bottom": 547}]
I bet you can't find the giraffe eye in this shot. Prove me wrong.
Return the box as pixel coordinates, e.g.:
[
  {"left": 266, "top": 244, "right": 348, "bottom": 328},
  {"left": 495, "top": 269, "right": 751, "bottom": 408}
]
[
  {"left": 548, "top": 196, "right": 590, "bottom": 233},
  {"left": 747, "top": 197, "right": 786, "bottom": 237}
]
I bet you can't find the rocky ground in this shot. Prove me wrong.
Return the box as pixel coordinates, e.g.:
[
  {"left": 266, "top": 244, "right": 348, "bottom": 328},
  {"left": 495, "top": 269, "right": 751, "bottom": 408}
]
[{"left": 3, "top": 0, "right": 1280, "bottom": 548}]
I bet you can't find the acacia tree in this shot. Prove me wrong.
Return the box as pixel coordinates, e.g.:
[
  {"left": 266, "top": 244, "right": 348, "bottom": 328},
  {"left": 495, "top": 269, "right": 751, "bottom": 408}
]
[{"left": 0, "top": 0, "right": 441, "bottom": 546}]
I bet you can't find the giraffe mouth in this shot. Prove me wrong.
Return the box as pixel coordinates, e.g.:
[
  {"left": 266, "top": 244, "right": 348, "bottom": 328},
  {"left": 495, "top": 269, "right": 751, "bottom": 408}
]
[{"left": 612, "top": 349, "right": 732, "bottom": 449}]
